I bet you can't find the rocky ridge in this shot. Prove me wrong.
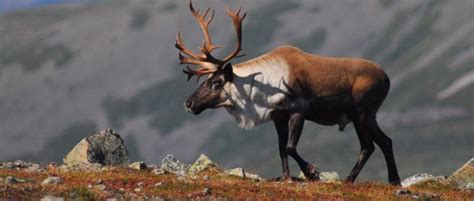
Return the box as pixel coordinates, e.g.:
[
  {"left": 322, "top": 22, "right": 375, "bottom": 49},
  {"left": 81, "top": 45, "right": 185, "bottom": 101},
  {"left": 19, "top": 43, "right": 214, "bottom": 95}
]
[{"left": 0, "top": 129, "right": 472, "bottom": 199}]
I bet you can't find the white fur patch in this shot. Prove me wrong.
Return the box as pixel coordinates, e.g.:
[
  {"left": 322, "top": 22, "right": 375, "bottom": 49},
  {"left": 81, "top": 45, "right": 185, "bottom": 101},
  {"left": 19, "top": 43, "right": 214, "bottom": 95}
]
[{"left": 224, "top": 55, "right": 290, "bottom": 129}]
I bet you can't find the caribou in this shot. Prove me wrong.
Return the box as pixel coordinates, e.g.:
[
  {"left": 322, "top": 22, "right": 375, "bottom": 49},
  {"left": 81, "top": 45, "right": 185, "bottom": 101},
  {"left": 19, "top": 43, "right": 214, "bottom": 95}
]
[{"left": 175, "top": 1, "right": 401, "bottom": 185}]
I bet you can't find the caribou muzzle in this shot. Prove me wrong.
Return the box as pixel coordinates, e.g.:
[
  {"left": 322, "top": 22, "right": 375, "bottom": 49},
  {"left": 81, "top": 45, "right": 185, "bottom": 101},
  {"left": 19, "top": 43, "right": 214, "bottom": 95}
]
[{"left": 184, "top": 98, "right": 206, "bottom": 115}]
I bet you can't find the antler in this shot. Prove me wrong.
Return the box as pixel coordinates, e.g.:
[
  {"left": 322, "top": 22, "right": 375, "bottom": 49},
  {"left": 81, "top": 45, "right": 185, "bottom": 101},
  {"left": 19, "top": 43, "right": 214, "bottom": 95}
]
[
  {"left": 189, "top": 2, "right": 222, "bottom": 64},
  {"left": 222, "top": 6, "right": 247, "bottom": 63},
  {"left": 178, "top": 53, "right": 216, "bottom": 81},
  {"left": 175, "top": 0, "right": 246, "bottom": 81}
]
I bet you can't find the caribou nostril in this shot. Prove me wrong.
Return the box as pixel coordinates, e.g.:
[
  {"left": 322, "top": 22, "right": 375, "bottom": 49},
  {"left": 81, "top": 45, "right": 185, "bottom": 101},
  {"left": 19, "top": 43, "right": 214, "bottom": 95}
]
[{"left": 185, "top": 100, "right": 194, "bottom": 109}]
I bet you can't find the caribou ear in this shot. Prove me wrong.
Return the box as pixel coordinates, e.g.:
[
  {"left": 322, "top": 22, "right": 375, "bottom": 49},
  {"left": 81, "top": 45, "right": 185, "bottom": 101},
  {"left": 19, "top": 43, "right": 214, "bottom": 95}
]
[{"left": 223, "top": 63, "right": 233, "bottom": 82}]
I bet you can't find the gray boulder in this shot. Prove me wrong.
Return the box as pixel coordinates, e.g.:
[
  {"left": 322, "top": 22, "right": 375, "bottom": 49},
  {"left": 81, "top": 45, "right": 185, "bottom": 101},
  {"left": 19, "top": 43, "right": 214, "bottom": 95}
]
[
  {"left": 63, "top": 129, "right": 129, "bottom": 167},
  {"left": 4, "top": 176, "right": 26, "bottom": 185},
  {"left": 1, "top": 160, "right": 39, "bottom": 170},
  {"left": 188, "top": 154, "right": 218, "bottom": 175},
  {"left": 161, "top": 154, "right": 190, "bottom": 177},
  {"left": 40, "top": 196, "right": 64, "bottom": 201},
  {"left": 401, "top": 173, "right": 444, "bottom": 188},
  {"left": 395, "top": 189, "right": 440, "bottom": 200},
  {"left": 225, "top": 167, "right": 264, "bottom": 181},
  {"left": 465, "top": 182, "right": 474, "bottom": 190},
  {"left": 42, "top": 176, "right": 62, "bottom": 186},
  {"left": 299, "top": 171, "right": 340, "bottom": 182},
  {"left": 152, "top": 168, "right": 166, "bottom": 175},
  {"left": 129, "top": 161, "right": 147, "bottom": 170},
  {"left": 447, "top": 157, "right": 474, "bottom": 189}
]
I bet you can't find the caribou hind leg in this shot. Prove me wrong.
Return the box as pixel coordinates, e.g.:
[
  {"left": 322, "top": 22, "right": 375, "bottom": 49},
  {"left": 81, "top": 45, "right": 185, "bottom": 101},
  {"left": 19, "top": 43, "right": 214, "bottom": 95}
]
[
  {"left": 345, "top": 112, "right": 401, "bottom": 185},
  {"left": 345, "top": 113, "right": 375, "bottom": 183},
  {"left": 370, "top": 119, "right": 401, "bottom": 185}
]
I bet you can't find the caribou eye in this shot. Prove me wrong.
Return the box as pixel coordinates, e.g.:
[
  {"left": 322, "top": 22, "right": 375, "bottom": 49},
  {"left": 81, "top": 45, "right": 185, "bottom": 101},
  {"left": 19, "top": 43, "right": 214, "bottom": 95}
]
[{"left": 211, "top": 81, "right": 222, "bottom": 90}]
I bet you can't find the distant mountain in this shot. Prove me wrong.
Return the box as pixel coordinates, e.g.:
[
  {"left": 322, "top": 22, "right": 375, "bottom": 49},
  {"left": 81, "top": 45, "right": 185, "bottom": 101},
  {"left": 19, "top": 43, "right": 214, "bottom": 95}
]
[{"left": 0, "top": 0, "right": 472, "bottom": 181}]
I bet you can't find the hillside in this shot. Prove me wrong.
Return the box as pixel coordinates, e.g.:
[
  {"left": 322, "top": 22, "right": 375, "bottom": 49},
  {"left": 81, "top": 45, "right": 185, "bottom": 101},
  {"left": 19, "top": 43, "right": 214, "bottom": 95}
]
[
  {"left": 1, "top": 157, "right": 473, "bottom": 200},
  {"left": 0, "top": 0, "right": 472, "bottom": 182}
]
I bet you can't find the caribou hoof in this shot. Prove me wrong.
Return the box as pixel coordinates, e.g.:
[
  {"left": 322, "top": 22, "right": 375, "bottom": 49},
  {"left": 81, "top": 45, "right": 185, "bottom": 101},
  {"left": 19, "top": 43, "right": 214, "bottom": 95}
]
[
  {"left": 276, "top": 175, "right": 293, "bottom": 182},
  {"left": 390, "top": 179, "right": 401, "bottom": 186},
  {"left": 303, "top": 164, "right": 321, "bottom": 180}
]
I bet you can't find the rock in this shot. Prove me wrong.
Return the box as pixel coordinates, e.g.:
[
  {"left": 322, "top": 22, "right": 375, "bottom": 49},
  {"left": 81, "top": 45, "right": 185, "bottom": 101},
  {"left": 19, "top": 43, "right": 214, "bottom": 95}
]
[
  {"left": 401, "top": 173, "right": 441, "bottom": 187},
  {"left": 96, "top": 184, "right": 107, "bottom": 191},
  {"left": 245, "top": 172, "right": 264, "bottom": 181},
  {"left": 148, "top": 164, "right": 159, "bottom": 169},
  {"left": 154, "top": 182, "right": 163, "bottom": 187},
  {"left": 203, "top": 175, "right": 211, "bottom": 180},
  {"left": 13, "top": 160, "right": 29, "bottom": 168},
  {"left": 395, "top": 189, "right": 412, "bottom": 197},
  {"left": 320, "top": 172, "right": 340, "bottom": 182},
  {"left": 299, "top": 171, "right": 340, "bottom": 182},
  {"left": 226, "top": 167, "right": 246, "bottom": 177},
  {"left": 152, "top": 196, "right": 165, "bottom": 201},
  {"left": 96, "top": 179, "right": 104, "bottom": 185},
  {"left": 225, "top": 167, "right": 264, "bottom": 181},
  {"left": 129, "top": 161, "right": 147, "bottom": 170},
  {"left": 395, "top": 189, "right": 440, "bottom": 200},
  {"left": 152, "top": 168, "right": 166, "bottom": 175},
  {"left": 58, "top": 165, "right": 69, "bottom": 172},
  {"left": 48, "top": 162, "right": 57, "bottom": 169},
  {"left": 40, "top": 195, "right": 64, "bottom": 201},
  {"left": 1, "top": 160, "right": 39, "bottom": 170},
  {"left": 137, "top": 182, "right": 144, "bottom": 187},
  {"left": 134, "top": 188, "right": 142, "bottom": 193},
  {"left": 58, "top": 162, "right": 103, "bottom": 172},
  {"left": 25, "top": 163, "right": 40, "bottom": 172},
  {"left": 447, "top": 158, "right": 474, "bottom": 189},
  {"left": 188, "top": 154, "right": 218, "bottom": 175},
  {"left": 5, "top": 176, "right": 26, "bottom": 185},
  {"left": 63, "top": 129, "right": 129, "bottom": 167},
  {"left": 5, "top": 176, "right": 16, "bottom": 185},
  {"left": 418, "top": 193, "right": 441, "bottom": 201},
  {"left": 161, "top": 154, "right": 190, "bottom": 177},
  {"left": 465, "top": 182, "right": 474, "bottom": 189},
  {"left": 202, "top": 187, "right": 211, "bottom": 196},
  {"left": 42, "top": 176, "right": 61, "bottom": 186}
]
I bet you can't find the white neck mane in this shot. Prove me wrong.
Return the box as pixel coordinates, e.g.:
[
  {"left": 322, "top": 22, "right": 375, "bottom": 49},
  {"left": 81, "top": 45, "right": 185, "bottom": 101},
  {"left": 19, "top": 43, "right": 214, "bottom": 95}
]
[{"left": 223, "top": 55, "right": 290, "bottom": 129}]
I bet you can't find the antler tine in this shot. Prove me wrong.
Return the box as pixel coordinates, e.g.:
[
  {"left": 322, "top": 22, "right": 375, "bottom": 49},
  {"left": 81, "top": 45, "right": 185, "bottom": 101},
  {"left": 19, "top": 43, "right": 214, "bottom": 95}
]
[
  {"left": 189, "top": 0, "right": 222, "bottom": 63},
  {"left": 223, "top": 5, "right": 247, "bottom": 63},
  {"left": 183, "top": 66, "right": 216, "bottom": 82},
  {"left": 182, "top": 67, "right": 195, "bottom": 81},
  {"left": 207, "top": 9, "right": 215, "bottom": 24},
  {"left": 202, "top": 8, "right": 211, "bottom": 19},
  {"left": 178, "top": 53, "right": 216, "bottom": 69},
  {"left": 175, "top": 31, "right": 204, "bottom": 60}
]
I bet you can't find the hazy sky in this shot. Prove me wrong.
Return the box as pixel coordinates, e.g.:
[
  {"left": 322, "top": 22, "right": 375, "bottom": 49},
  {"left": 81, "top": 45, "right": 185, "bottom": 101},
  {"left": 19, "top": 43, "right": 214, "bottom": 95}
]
[{"left": 0, "top": 0, "right": 94, "bottom": 12}]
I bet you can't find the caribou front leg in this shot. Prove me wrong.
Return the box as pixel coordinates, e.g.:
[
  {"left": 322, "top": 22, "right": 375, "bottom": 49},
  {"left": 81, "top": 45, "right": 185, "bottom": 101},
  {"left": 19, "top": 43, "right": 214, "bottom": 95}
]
[
  {"left": 287, "top": 113, "right": 320, "bottom": 180},
  {"left": 273, "top": 113, "right": 291, "bottom": 181}
]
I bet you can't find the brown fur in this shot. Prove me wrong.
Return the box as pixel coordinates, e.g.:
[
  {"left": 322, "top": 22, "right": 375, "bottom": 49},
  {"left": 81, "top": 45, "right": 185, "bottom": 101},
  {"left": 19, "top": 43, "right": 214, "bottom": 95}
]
[{"left": 247, "top": 45, "right": 390, "bottom": 126}]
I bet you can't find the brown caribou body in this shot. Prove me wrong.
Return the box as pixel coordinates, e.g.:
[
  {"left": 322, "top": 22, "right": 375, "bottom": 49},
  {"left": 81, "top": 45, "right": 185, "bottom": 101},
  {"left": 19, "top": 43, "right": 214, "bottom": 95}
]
[{"left": 176, "top": 1, "right": 400, "bottom": 185}]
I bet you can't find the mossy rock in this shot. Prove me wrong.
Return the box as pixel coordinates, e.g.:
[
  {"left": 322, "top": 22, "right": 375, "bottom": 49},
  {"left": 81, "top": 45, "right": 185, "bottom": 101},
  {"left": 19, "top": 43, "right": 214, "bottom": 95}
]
[{"left": 447, "top": 158, "right": 474, "bottom": 189}]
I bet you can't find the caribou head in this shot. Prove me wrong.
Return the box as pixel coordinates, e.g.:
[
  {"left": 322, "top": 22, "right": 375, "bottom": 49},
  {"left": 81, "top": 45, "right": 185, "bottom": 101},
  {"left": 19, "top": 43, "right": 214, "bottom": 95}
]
[{"left": 175, "top": 0, "right": 246, "bottom": 115}]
